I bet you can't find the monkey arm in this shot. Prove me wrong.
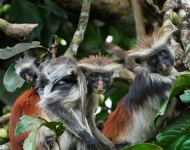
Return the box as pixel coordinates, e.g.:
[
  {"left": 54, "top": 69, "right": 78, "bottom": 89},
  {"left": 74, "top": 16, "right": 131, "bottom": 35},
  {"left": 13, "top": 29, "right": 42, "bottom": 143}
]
[
  {"left": 85, "top": 94, "right": 115, "bottom": 150},
  {"left": 87, "top": 116, "right": 116, "bottom": 150},
  {"left": 38, "top": 90, "right": 98, "bottom": 150}
]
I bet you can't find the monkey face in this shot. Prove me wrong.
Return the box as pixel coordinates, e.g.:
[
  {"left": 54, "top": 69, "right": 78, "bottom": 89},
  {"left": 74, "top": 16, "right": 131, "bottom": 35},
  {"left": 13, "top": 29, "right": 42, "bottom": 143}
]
[
  {"left": 20, "top": 68, "right": 37, "bottom": 82},
  {"left": 147, "top": 48, "right": 174, "bottom": 75},
  {"left": 87, "top": 71, "right": 112, "bottom": 94},
  {"left": 135, "top": 48, "right": 174, "bottom": 76}
]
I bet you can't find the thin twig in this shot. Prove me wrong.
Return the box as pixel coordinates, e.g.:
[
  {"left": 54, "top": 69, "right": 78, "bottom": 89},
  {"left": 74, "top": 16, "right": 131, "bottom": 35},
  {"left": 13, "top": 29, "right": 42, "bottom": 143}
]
[
  {"left": 144, "top": 0, "right": 162, "bottom": 14},
  {"left": 64, "top": 0, "right": 91, "bottom": 57},
  {"left": 51, "top": 35, "right": 58, "bottom": 58}
]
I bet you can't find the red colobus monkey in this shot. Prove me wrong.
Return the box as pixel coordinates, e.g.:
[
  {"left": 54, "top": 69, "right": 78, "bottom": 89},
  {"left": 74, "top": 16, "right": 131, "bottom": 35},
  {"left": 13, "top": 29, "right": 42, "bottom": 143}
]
[
  {"left": 78, "top": 56, "right": 122, "bottom": 150},
  {"left": 10, "top": 56, "right": 97, "bottom": 150},
  {"left": 102, "top": 29, "right": 180, "bottom": 145},
  {"left": 9, "top": 55, "right": 122, "bottom": 150}
]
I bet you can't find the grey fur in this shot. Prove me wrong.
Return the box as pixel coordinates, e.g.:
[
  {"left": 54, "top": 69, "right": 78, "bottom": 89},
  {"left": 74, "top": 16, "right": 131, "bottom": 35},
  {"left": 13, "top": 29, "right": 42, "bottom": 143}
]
[{"left": 37, "top": 56, "right": 97, "bottom": 150}]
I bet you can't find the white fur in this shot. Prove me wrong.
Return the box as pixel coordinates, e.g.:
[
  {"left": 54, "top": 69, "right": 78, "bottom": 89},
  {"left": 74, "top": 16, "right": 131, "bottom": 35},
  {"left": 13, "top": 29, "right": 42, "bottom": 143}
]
[
  {"left": 127, "top": 31, "right": 174, "bottom": 58},
  {"left": 135, "top": 67, "right": 178, "bottom": 83},
  {"left": 15, "top": 56, "right": 36, "bottom": 75},
  {"left": 117, "top": 93, "right": 171, "bottom": 143},
  {"left": 78, "top": 63, "right": 122, "bottom": 72}
]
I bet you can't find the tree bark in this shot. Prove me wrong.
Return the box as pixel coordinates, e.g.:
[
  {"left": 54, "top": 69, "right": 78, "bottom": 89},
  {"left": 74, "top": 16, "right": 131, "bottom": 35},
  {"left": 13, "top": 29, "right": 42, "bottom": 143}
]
[{"left": 53, "top": 0, "right": 136, "bottom": 36}]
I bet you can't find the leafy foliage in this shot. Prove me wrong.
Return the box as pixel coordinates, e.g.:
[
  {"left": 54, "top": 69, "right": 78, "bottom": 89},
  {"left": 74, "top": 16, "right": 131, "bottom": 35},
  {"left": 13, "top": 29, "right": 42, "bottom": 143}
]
[
  {"left": 2, "top": 0, "right": 190, "bottom": 149},
  {"left": 155, "top": 110, "right": 190, "bottom": 150},
  {"left": 121, "top": 143, "right": 163, "bottom": 150},
  {"left": 0, "top": 42, "right": 44, "bottom": 59},
  {"left": 180, "top": 89, "right": 190, "bottom": 104},
  {"left": 15, "top": 115, "right": 65, "bottom": 150},
  {"left": 3, "top": 63, "right": 25, "bottom": 92},
  {"left": 15, "top": 115, "right": 46, "bottom": 150},
  {"left": 153, "top": 74, "right": 190, "bottom": 126}
]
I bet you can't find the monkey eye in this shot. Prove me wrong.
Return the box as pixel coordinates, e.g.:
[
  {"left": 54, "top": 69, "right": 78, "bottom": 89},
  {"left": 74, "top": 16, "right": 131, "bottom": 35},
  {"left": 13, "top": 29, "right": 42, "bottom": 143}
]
[
  {"left": 90, "top": 73, "right": 97, "bottom": 78},
  {"left": 103, "top": 74, "right": 110, "bottom": 78},
  {"left": 151, "top": 58, "right": 156, "bottom": 63},
  {"left": 160, "top": 52, "right": 166, "bottom": 57}
]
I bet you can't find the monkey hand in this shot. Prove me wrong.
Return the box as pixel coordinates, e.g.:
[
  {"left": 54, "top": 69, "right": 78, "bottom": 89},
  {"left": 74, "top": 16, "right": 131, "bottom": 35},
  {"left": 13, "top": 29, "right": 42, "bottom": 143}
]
[
  {"left": 79, "top": 131, "right": 98, "bottom": 150},
  {"left": 114, "top": 142, "right": 131, "bottom": 150}
]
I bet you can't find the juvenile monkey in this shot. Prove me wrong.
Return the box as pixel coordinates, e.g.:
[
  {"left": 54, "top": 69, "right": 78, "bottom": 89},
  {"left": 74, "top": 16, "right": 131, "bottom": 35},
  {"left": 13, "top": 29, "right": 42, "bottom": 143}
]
[
  {"left": 78, "top": 55, "right": 122, "bottom": 150},
  {"left": 102, "top": 28, "right": 179, "bottom": 145},
  {"left": 15, "top": 56, "right": 52, "bottom": 90},
  {"left": 15, "top": 56, "right": 39, "bottom": 82}
]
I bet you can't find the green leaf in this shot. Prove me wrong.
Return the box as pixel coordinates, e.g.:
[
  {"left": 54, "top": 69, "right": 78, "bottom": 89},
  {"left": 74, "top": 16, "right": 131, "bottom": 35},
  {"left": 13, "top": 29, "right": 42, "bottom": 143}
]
[
  {"left": 26, "top": 22, "right": 44, "bottom": 41},
  {"left": 155, "top": 110, "right": 190, "bottom": 149},
  {"left": 168, "top": 74, "right": 190, "bottom": 100},
  {"left": 3, "top": 63, "right": 25, "bottom": 92},
  {"left": 26, "top": 5, "right": 51, "bottom": 41},
  {"left": 41, "top": 121, "right": 65, "bottom": 137},
  {"left": 15, "top": 115, "right": 46, "bottom": 150},
  {"left": 23, "top": 130, "right": 36, "bottom": 150},
  {"left": 44, "top": 0, "right": 68, "bottom": 19},
  {"left": 15, "top": 115, "right": 46, "bottom": 135},
  {"left": 9, "top": 0, "right": 41, "bottom": 23},
  {"left": 175, "top": 134, "right": 190, "bottom": 150},
  {"left": 109, "top": 26, "right": 122, "bottom": 44},
  {"left": 121, "top": 143, "right": 163, "bottom": 150},
  {"left": 15, "top": 115, "right": 65, "bottom": 150},
  {"left": 84, "top": 21, "right": 101, "bottom": 46},
  {"left": 0, "top": 4, "right": 10, "bottom": 15},
  {"left": 153, "top": 74, "right": 190, "bottom": 126},
  {"left": 0, "top": 41, "right": 44, "bottom": 59},
  {"left": 180, "top": 90, "right": 190, "bottom": 104},
  {"left": 40, "top": 13, "right": 62, "bottom": 48}
]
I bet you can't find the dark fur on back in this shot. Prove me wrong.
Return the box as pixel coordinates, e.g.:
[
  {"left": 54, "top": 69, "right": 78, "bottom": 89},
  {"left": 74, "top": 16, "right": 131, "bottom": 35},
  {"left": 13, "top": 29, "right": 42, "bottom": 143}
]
[{"left": 126, "top": 73, "right": 174, "bottom": 109}]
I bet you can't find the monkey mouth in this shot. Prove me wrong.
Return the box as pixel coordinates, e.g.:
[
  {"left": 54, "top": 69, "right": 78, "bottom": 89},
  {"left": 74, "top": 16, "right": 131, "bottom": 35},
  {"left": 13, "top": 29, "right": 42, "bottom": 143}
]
[
  {"left": 93, "top": 89, "right": 105, "bottom": 94},
  {"left": 26, "top": 78, "right": 33, "bottom": 82},
  {"left": 160, "top": 67, "right": 173, "bottom": 76}
]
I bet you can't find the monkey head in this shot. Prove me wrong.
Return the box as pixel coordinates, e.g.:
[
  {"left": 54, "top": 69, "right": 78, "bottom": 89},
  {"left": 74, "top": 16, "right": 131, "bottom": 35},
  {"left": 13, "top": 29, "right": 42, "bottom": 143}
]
[{"left": 78, "top": 55, "right": 122, "bottom": 94}]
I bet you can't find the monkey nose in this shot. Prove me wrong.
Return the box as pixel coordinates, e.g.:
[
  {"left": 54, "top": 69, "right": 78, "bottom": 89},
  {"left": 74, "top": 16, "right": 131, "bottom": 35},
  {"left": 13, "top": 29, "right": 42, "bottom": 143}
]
[
  {"left": 159, "top": 62, "right": 166, "bottom": 70},
  {"left": 26, "top": 76, "right": 33, "bottom": 82}
]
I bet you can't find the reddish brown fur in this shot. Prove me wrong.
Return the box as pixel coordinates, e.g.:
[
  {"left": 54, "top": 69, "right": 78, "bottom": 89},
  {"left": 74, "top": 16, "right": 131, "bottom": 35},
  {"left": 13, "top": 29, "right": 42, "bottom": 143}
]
[
  {"left": 102, "top": 98, "right": 132, "bottom": 143},
  {"left": 9, "top": 89, "right": 41, "bottom": 150},
  {"left": 79, "top": 55, "right": 114, "bottom": 66}
]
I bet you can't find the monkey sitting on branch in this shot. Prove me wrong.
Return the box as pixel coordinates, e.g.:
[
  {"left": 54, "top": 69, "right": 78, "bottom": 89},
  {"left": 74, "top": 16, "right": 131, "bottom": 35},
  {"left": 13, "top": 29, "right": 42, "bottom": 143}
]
[{"left": 102, "top": 28, "right": 181, "bottom": 145}]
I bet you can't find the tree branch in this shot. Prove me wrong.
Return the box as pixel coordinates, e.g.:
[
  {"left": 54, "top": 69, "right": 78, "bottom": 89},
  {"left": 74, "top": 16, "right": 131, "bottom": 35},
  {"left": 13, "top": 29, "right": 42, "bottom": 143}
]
[
  {"left": 0, "top": 113, "right": 10, "bottom": 125},
  {"left": 0, "top": 18, "right": 38, "bottom": 38},
  {"left": 130, "top": 0, "right": 145, "bottom": 41},
  {"left": 144, "top": 0, "right": 162, "bottom": 15},
  {"left": 64, "top": 0, "right": 91, "bottom": 57}
]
